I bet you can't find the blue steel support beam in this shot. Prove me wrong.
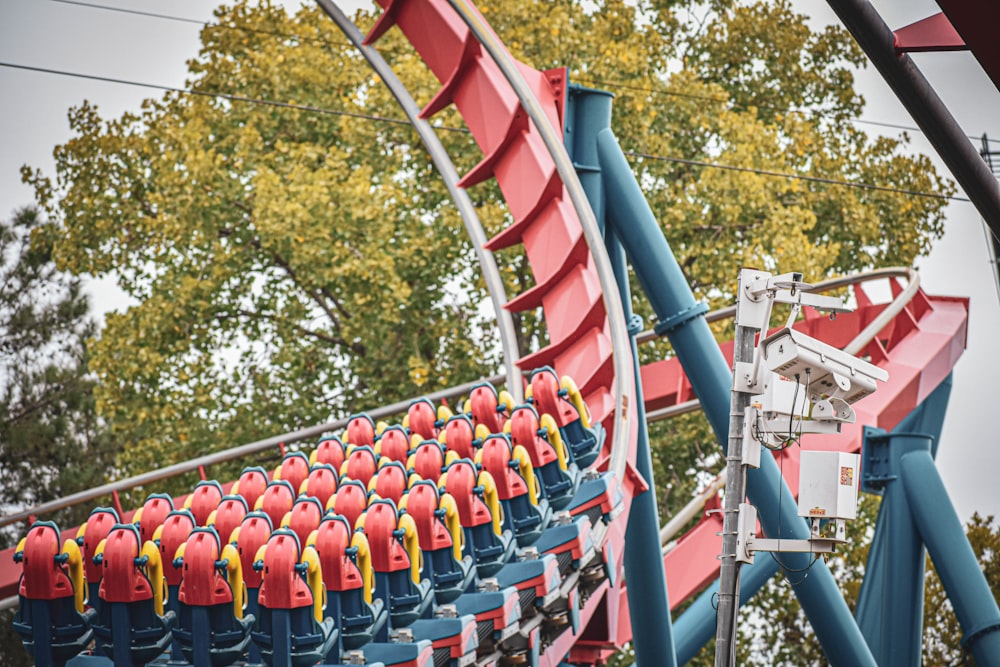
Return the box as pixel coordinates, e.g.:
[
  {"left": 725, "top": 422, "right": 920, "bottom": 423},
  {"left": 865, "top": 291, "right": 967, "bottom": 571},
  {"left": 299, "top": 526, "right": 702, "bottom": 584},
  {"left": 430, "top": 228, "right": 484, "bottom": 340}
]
[
  {"left": 857, "top": 433, "right": 930, "bottom": 665},
  {"left": 855, "top": 375, "right": 951, "bottom": 663},
  {"left": 593, "top": 123, "right": 876, "bottom": 666},
  {"left": 901, "top": 451, "right": 1000, "bottom": 664},
  {"left": 565, "top": 85, "right": 678, "bottom": 667}
]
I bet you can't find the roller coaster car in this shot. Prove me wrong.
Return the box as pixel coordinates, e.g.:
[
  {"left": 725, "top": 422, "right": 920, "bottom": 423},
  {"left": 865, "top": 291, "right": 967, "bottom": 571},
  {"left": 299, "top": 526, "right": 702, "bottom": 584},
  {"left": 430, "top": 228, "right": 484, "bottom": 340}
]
[
  {"left": 252, "top": 529, "right": 338, "bottom": 667},
  {"left": 310, "top": 435, "right": 346, "bottom": 471},
  {"left": 185, "top": 480, "right": 225, "bottom": 527},
  {"left": 375, "top": 425, "right": 412, "bottom": 465},
  {"left": 508, "top": 405, "right": 580, "bottom": 510},
  {"left": 78, "top": 507, "right": 119, "bottom": 620},
  {"left": 232, "top": 466, "right": 270, "bottom": 516},
  {"left": 207, "top": 495, "right": 249, "bottom": 547},
  {"left": 347, "top": 413, "right": 377, "bottom": 448},
  {"left": 363, "top": 499, "right": 434, "bottom": 638},
  {"left": 172, "top": 527, "right": 255, "bottom": 666},
  {"left": 13, "top": 521, "right": 95, "bottom": 667},
  {"left": 310, "top": 515, "right": 387, "bottom": 652},
  {"left": 281, "top": 497, "right": 325, "bottom": 549},
  {"left": 528, "top": 368, "right": 605, "bottom": 469},
  {"left": 370, "top": 460, "right": 412, "bottom": 506},
  {"left": 478, "top": 434, "right": 551, "bottom": 547},
  {"left": 300, "top": 463, "right": 339, "bottom": 508},
  {"left": 440, "top": 414, "right": 479, "bottom": 461},
  {"left": 468, "top": 382, "right": 515, "bottom": 436},
  {"left": 133, "top": 493, "right": 174, "bottom": 544},
  {"left": 327, "top": 479, "right": 370, "bottom": 531},
  {"left": 407, "top": 440, "right": 449, "bottom": 484},
  {"left": 342, "top": 445, "right": 379, "bottom": 488},
  {"left": 273, "top": 452, "right": 311, "bottom": 501},
  {"left": 443, "top": 459, "right": 515, "bottom": 579},
  {"left": 91, "top": 523, "right": 176, "bottom": 666},
  {"left": 256, "top": 480, "right": 297, "bottom": 531},
  {"left": 402, "top": 481, "right": 476, "bottom": 604}
]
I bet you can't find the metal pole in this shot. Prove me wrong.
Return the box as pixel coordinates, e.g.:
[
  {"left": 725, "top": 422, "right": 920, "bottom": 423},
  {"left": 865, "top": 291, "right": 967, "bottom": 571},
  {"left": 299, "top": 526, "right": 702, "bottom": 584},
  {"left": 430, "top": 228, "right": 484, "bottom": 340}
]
[
  {"left": 826, "top": 0, "right": 1000, "bottom": 239},
  {"left": 714, "top": 311, "right": 755, "bottom": 666}
]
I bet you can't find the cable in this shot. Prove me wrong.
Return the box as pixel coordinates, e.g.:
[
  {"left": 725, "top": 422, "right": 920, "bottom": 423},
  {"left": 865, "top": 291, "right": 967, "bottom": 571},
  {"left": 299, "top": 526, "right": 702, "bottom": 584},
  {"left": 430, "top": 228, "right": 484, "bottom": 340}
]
[
  {"left": 624, "top": 150, "right": 971, "bottom": 202},
  {"left": 576, "top": 74, "right": 1000, "bottom": 146},
  {"left": 44, "top": 0, "right": 1000, "bottom": 148},
  {"left": 0, "top": 61, "right": 467, "bottom": 133},
  {"left": 0, "top": 60, "right": 967, "bottom": 203}
]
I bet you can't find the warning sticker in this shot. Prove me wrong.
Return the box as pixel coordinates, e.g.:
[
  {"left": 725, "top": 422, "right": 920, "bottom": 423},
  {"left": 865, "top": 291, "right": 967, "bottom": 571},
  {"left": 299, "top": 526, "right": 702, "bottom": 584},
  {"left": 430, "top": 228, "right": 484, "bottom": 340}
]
[
  {"left": 840, "top": 466, "right": 854, "bottom": 486},
  {"left": 809, "top": 507, "right": 826, "bottom": 517}
]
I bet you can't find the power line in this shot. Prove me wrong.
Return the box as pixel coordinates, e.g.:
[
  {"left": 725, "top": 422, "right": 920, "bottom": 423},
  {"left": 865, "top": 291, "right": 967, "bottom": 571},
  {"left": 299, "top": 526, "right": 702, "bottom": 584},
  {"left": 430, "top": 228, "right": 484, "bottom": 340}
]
[
  {"left": 0, "top": 60, "right": 966, "bottom": 203},
  {"left": 624, "top": 150, "right": 970, "bottom": 202},
  {"left": 0, "top": 60, "right": 466, "bottom": 131},
  {"left": 45, "top": 0, "right": 997, "bottom": 148},
  {"left": 576, "top": 75, "right": 1000, "bottom": 146}
]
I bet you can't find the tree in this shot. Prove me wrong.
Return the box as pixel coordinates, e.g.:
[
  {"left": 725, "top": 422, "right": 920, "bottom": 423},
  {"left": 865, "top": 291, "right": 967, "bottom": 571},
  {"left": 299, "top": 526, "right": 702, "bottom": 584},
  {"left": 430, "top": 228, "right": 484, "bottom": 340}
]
[
  {"left": 0, "top": 207, "right": 114, "bottom": 545},
  {"left": 0, "top": 206, "right": 115, "bottom": 667}
]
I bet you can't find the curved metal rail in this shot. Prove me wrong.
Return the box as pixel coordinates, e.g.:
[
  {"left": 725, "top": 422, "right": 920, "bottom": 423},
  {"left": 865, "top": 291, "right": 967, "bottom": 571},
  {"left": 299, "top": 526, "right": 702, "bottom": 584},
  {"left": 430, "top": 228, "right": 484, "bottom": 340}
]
[{"left": 314, "top": 0, "right": 523, "bottom": 402}]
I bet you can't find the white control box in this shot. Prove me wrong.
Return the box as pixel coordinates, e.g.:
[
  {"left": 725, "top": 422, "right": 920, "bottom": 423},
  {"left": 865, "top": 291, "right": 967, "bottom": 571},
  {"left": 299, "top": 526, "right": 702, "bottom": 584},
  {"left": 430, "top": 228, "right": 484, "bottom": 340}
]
[{"left": 797, "top": 450, "right": 860, "bottom": 520}]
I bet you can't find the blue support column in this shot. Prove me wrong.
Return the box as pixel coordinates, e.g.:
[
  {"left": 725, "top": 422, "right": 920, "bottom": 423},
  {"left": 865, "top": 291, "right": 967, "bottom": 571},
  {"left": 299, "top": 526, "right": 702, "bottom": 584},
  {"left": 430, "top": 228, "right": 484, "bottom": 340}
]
[
  {"left": 591, "top": 111, "right": 875, "bottom": 665},
  {"left": 857, "top": 432, "right": 929, "bottom": 665},
  {"left": 565, "top": 84, "right": 677, "bottom": 667},
  {"left": 901, "top": 451, "right": 1000, "bottom": 664}
]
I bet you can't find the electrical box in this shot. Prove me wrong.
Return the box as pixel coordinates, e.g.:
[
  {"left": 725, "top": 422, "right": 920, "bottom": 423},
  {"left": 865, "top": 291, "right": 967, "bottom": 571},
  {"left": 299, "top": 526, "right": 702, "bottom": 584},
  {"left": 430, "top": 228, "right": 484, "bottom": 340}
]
[
  {"left": 797, "top": 450, "right": 860, "bottom": 521},
  {"left": 758, "top": 372, "right": 808, "bottom": 418}
]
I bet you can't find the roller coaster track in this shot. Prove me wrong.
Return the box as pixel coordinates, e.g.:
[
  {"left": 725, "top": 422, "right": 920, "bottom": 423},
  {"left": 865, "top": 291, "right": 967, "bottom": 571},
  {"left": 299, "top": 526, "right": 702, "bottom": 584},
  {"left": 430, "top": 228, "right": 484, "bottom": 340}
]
[{"left": 0, "top": 1, "right": 973, "bottom": 664}]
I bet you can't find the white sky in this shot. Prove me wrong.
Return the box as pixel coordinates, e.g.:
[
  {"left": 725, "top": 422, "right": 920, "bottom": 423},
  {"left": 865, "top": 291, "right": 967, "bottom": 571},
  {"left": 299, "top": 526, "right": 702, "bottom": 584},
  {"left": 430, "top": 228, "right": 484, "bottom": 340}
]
[{"left": 0, "top": 0, "right": 996, "bottom": 523}]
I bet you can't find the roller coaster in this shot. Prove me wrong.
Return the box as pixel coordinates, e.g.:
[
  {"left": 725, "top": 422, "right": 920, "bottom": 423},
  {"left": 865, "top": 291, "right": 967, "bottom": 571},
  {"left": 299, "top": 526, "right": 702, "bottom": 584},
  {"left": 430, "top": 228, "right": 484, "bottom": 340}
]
[{"left": 4, "top": 1, "right": 1000, "bottom": 665}]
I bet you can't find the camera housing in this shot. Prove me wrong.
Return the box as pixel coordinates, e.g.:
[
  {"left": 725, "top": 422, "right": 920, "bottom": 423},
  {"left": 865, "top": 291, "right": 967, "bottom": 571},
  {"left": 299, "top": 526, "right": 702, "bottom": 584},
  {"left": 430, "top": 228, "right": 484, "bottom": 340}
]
[{"left": 760, "top": 327, "right": 888, "bottom": 405}]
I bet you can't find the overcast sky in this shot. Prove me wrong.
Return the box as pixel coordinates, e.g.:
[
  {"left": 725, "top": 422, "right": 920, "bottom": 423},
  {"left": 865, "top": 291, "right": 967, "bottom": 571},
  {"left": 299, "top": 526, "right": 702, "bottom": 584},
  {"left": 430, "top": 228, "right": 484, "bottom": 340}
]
[{"left": 0, "top": 0, "right": 997, "bottom": 523}]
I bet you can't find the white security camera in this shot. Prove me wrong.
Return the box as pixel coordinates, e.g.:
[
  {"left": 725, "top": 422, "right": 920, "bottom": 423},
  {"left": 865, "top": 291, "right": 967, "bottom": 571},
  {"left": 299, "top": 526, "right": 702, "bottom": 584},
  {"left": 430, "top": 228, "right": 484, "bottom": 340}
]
[{"left": 759, "top": 328, "right": 888, "bottom": 405}]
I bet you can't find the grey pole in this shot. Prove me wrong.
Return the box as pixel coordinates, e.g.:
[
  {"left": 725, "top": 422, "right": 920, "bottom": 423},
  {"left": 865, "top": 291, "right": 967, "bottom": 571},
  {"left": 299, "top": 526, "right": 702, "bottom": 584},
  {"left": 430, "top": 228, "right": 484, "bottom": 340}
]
[{"left": 714, "top": 281, "right": 755, "bottom": 666}]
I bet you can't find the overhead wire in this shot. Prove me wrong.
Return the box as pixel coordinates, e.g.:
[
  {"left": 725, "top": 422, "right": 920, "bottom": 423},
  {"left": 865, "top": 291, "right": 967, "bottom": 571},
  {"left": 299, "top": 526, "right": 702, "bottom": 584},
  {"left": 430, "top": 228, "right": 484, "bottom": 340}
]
[
  {"left": 0, "top": 60, "right": 970, "bottom": 203},
  {"left": 43, "top": 0, "right": 1000, "bottom": 147}
]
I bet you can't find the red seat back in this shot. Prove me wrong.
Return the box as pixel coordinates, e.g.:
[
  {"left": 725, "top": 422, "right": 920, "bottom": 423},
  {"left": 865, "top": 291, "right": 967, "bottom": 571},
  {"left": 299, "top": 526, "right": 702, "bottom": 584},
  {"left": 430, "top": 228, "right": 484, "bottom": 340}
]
[
  {"left": 18, "top": 522, "right": 74, "bottom": 601},
  {"left": 312, "top": 436, "right": 346, "bottom": 470},
  {"left": 234, "top": 513, "right": 272, "bottom": 590},
  {"left": 302, "top": 464, "right": 338, "bottom": 508},
  {"left": 331, "top": 480, "right": 369, "bottom": 531},
  {"left": 158, "top": 510, "right": 196, "bottom": 587},
  {"left": 275, "top": 452, "right": 311, "bottom": 497},
  {"left": 377, "top": 426, "right": 411, "bottom": 464},
  {"left": 188, "top": 481, "right": 224, "bottom": 526},
  {"left": 137, "top": 494, "right": 174, "bottom": 544},
  {"left": 407, "top": 399, "right": 439, "bottom": 440},
  {"left": 286, "top": 497, "right": 324, "bottom": 547},
  {"left": 81, "top": 508, "right": 119, "bottom": 588},
  {"left": 346, "top": 414, "right": 376, "bottom": 447},
  {"left": 234, "top": 467, "right": 269, "bottom": 513},
  {"left": 442, "top": 415, "right": 477, "bottom": 461},
  {"left": 177, "top": 528, "right": 232, "bottom": 607},
  {"left": 342, "top": 446, "right": 378, "bottom": 487},
  {"left": 258, "top": 481, "right": 296, "bottom": 530},
  {"left": 212, "top": 495, "right": 249, "bottom": 545}
]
